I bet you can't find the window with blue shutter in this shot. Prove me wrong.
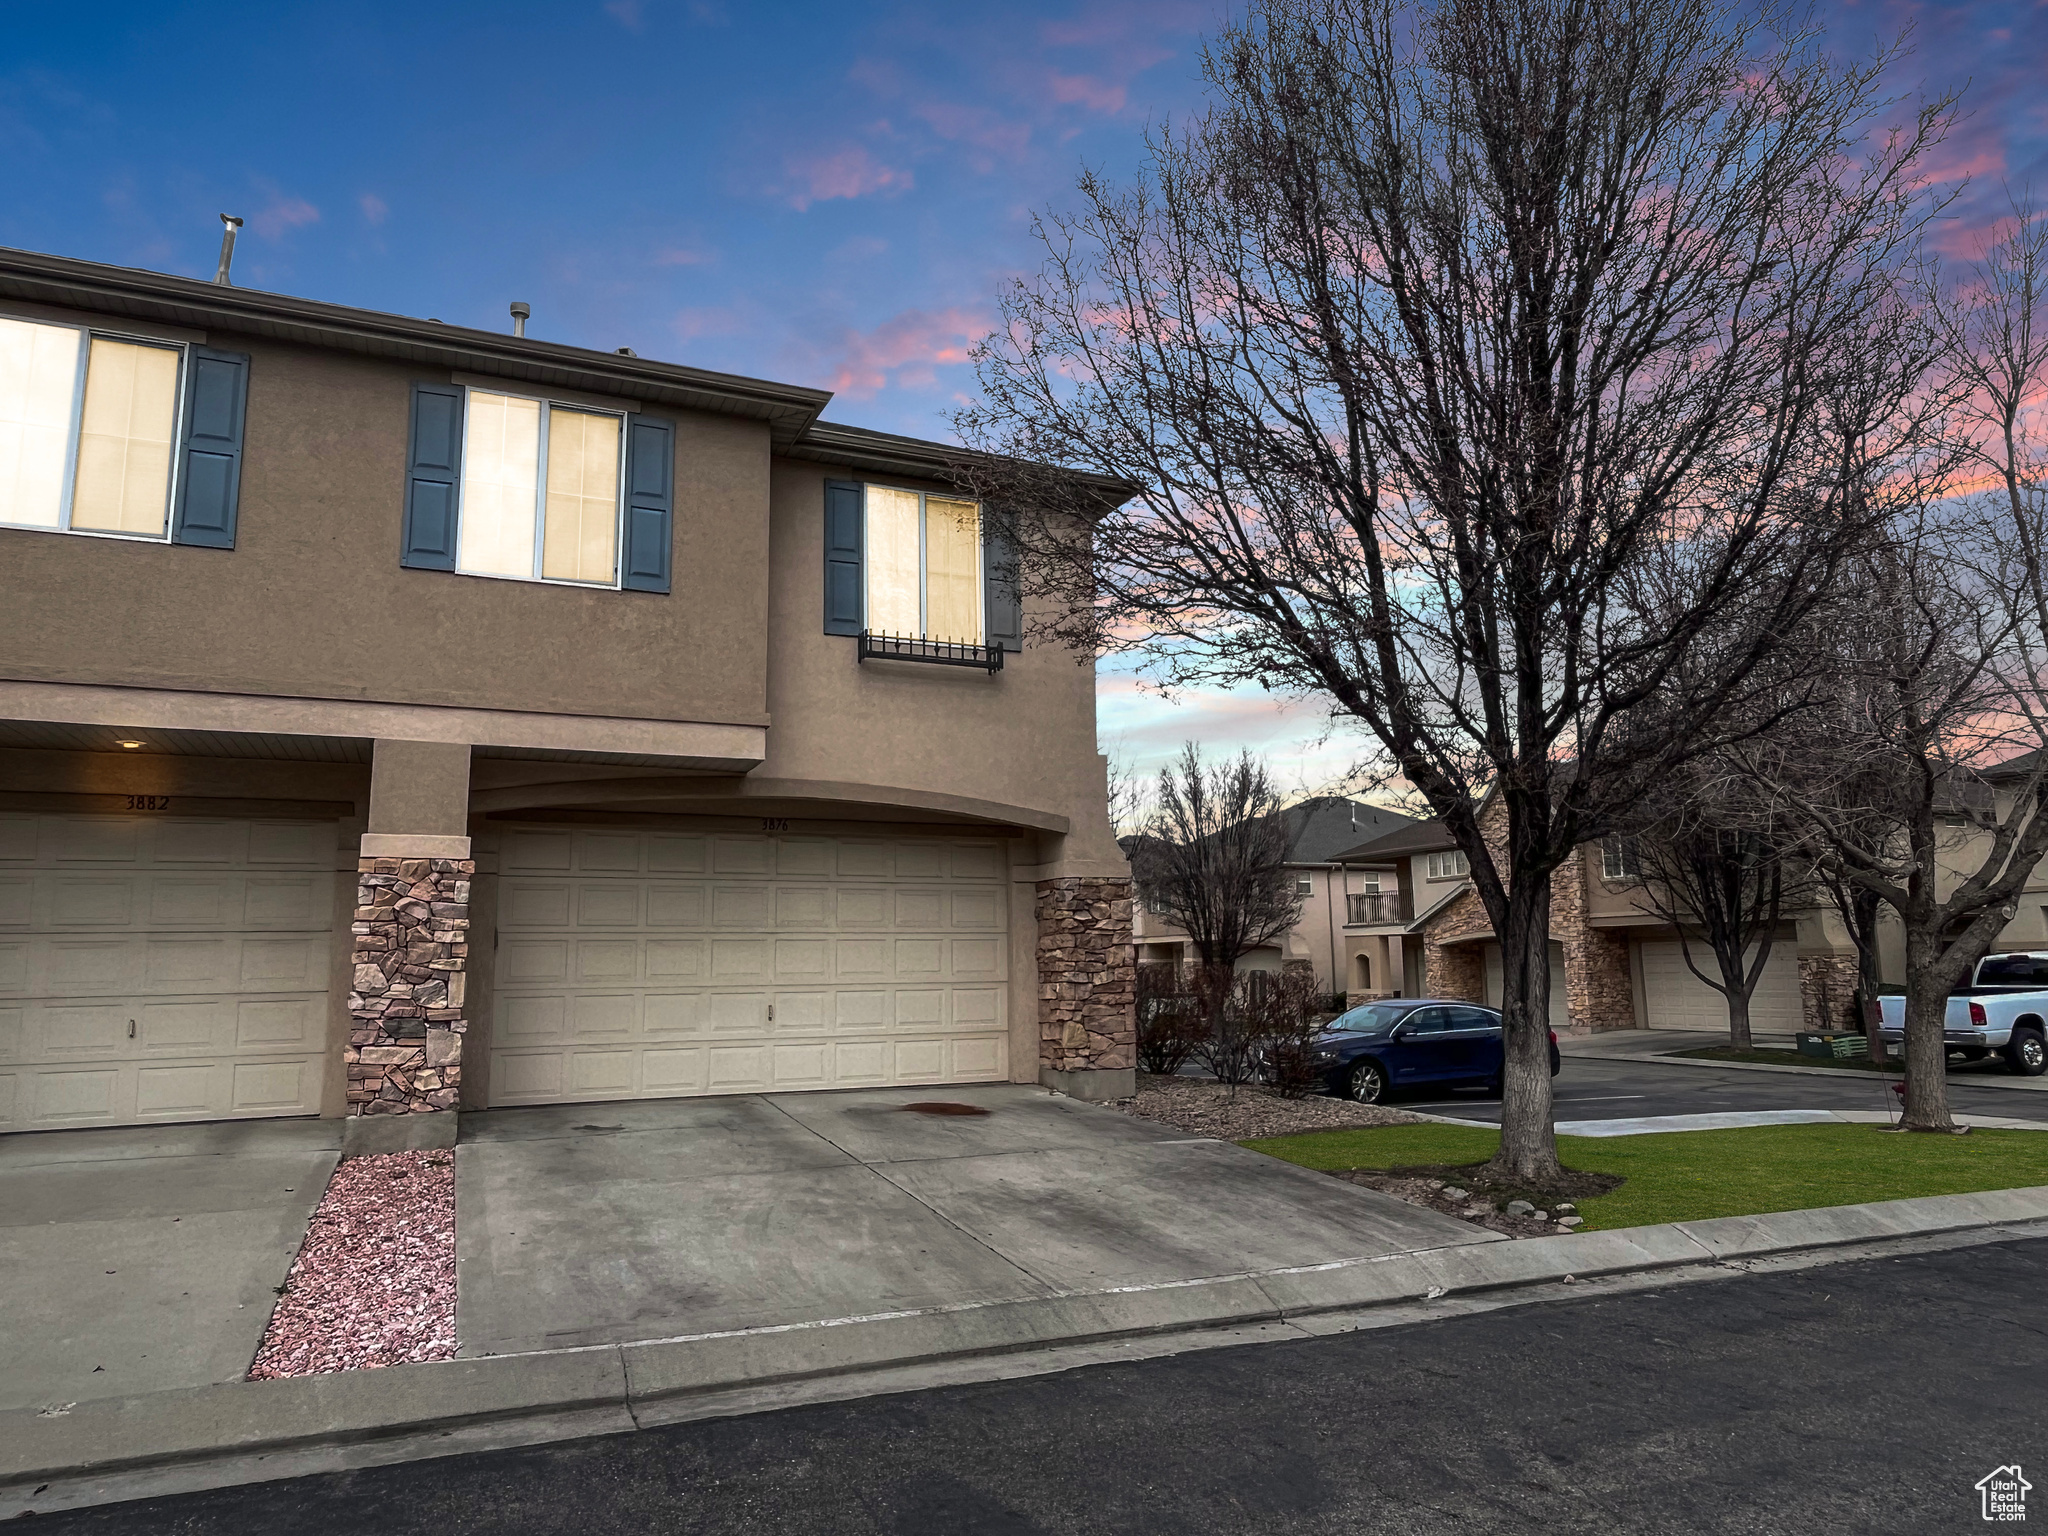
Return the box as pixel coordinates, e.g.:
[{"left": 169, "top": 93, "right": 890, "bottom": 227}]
[
  {"left": 622, "top": 414, "right": 674, "bottom": 593},
  {"left": 401, "top": 383, "right": 462, "bottom": 570},
  {"left": 823, "top": 479, "right": 863, "bottom": 635},
  {"left": 170, "top": 347, "right": 250, "bottom": 549}
]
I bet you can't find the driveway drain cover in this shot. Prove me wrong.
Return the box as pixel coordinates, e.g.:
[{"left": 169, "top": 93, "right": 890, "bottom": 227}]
[{"left": 900, "top": 1102, "right": 990, "bottom": 1117}]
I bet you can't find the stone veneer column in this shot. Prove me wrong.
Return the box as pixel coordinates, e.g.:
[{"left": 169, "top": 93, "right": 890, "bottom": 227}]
[
  {"left": 1036, "top": 876, "right": 1136, "bottom": 1101},
  {"left": 1799, "top": 952, "right": 1862, "bottom": 1033},
  {"left": 1423, "top": 941, "right": 1485, "bottom": 1002},
  {"left": 344, "top": 854, "right": 471, "bottom": 1152},
  {"left": 1560, "top": 927, "right": 1636, "bottom": 1032}
]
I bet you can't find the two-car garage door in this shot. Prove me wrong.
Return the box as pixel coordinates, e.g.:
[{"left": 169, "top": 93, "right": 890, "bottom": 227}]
[
  {"left": 488, "top": 827, "right": 1012, "bottom": 1104},
  {"left": 0, "top": 814, "right": 335, "bottom": 1132}
]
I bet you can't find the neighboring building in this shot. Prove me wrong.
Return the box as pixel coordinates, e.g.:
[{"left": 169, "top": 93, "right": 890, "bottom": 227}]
[
  {"left": 1331, "top": 807, "right": 1859, "bottom": 1034},
  {"left": 0, "top": 244, "right": 1136, "bottom": 1148},
  {"left": 1129, "top": 796, "right": 1415, "bottom": 995}
]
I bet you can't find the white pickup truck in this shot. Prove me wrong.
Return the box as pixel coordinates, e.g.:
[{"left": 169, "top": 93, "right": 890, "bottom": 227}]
[{"left": 1876, "top": 952, "right": 2048, "bottom": 1076}]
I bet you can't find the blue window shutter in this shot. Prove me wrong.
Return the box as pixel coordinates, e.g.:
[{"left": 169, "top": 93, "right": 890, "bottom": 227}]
[
  {"left": 984, "top": 520, "right": 1022, "bottom": 652},
  {"left": 401, "top": 383, "right": 463, "bottom": 570},
  {"left": 823, "top": 479, "right": 864, "bottom": 635},
  {"left": 622, "top": 414, "right": 675, "bottom": 593},
  {"left": 170, "top": 347, "right": 249, "bottom": 548}
]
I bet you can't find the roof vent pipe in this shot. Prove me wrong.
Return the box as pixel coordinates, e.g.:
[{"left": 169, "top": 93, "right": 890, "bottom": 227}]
[
  {"left": 509, "top": 301, "right": 530, "bottom": 338},
  {"left": 213, "top": 214, "right": 244, "bottom": 286}
]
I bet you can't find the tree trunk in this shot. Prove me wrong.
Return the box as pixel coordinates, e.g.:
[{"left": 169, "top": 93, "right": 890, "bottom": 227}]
[
  {"left": 1853, "top": 890, "right": 1888, "bottom": 1067},
  {"left": 1724, "top": 987, "right": 1754, "bottom": 1053},
  {"left": 1900, "top": 931, "right": 1957, "bottom": 1131},
  {"left": 1483, "top": 876, "right": 1562, "bottom": 1181}
]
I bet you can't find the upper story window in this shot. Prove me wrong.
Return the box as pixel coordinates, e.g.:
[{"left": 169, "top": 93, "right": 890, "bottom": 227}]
[
  {"left": 1601, "top": 836, "right": 1643, "bottom": 881},
  {"left": 822, "top": 478, "right": 1021, "bottom": 655},
  {"left": 0, "top": 314, "right": 249, "bottom": 551},
  {"left": 1294, "top": 873, "right": 1315, "bottom": 896},
  {"left": 457, "top": 390, "right": 623, "bottom": 586},
  {"left": 1425, "top": 849, "right": 1469, "bottom": 880},
  {"left": 864, "top": 486, "right": 983, "bottom": 642},
  {"left": 399, "top": 382, "right": 674, "bottom": 594}
]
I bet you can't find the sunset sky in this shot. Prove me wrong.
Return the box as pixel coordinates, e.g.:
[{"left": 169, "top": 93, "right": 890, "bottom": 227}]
[{"left": 7, "top": 0, "right": 2042, "bottom": 791}]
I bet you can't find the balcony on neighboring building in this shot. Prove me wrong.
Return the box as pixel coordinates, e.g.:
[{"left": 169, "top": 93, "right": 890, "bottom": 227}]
[{"left": 1345, "top": 891, "right": 1407, "bottom": 926}]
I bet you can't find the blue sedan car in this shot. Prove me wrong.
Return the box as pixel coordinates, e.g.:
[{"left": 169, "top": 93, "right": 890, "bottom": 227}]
[{"left": 1311, "top": 998, "right": 1561, "bottom": 1103}]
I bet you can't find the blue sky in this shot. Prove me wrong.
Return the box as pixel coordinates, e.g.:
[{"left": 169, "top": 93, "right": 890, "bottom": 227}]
[{"left": 6, "top": 0, "right": 2043, "bottom": 791}]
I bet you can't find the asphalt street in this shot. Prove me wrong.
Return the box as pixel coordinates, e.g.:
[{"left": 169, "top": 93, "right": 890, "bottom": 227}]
[
  {"left": 1402, "top": 1054, "right": 2048, "bottom": 1126},
  {"left": 28, "top": 1232, "right": 2044, "bottom": 1534}
]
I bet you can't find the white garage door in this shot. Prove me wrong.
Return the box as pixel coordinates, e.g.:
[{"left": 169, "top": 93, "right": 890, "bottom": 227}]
[
  {"left": 1638, "top": 939, "right": 1801, "bottom": 1032},
  {"left": 489, "top": 827, "right": 1011, "bottom": 1104},
  {"left": 0, "top": 814, "right": 335, "bottom": 1132}
]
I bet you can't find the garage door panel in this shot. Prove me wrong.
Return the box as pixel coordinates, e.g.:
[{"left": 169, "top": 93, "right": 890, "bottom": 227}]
[
  {"left": 569, "top": 994, "right": 636, "bottom": 1040},
  {"left": 577, "top": 885, "right": 640, "bottom": 926},
  {"left": 774, "top": 839, "right": 832, "bottom": 876},
  {"left": 646, "top": 939, "right": 705, "bottom": 979},
  {"left": 150, "top": 877, "right": 231, "bottom": 925},
  {"left": 47, "top": 819, "right": 140, "bottom": 863},
  {"left": 569, "top": 1049, "right": 637, "bottom": 1095},
  {"left": 136, "top": 1062, "right": 218, "bottom": 1117},
  {"left": 950, "top": 892, "right": 1001, "bottom": 929},
  {"left": 155, "top": 820, "right": 240, "bottom": 864},
  {"left": 0, "top": 1005, "right": 21, "bottom": 1061},
  {"left": 580, "top": 833, "right": 643, "bottom": 872},
  {"left": 146, "top": 937, "right": 232, "bottom": 986},
  {"left": 502, "top": 883, "right": 572, "bottom": 927},
  {"left": 243, "top": 876, "right": 328, "bottom": 927},
  {"left": 0, "top": 943, "right": 26, "bottom": 992},
  {"left": 52, "top": 878, "right": 134, "bottom": 926},
  {"left": 34, "top": 1066, "right": 122, "bottom": 1121},
  {"left": 232, "top": 998, "right": 322, "bottom": 1050},
  {"left": 646, "top": 885, "right": 707, "bottom": 927},
  {"left": 0, "top": 1070, "right": 16, "bottom": 1124},
  {"left": 0, "top": 876, "right": 29, "bottom": 926},
  {"left": 575, "top": 940, "right": 640, "bottom": 983},
  {"left": 491, "top": 830, "right": 1012, "bottom": 1104},
  {"left": 504, "top": 830, "right": 575, "bottom": 873},
  {"left": 229, "top": 1058, "right": 318, "bottom": 1113},
  {"left": 247, "top": 822, "right": 326, "bottom": 865},
  {"left": 773, "top": 939, "right": 829, "bottom": 980},
  {"left": 45, "top": 941, "right": 143, "bottom": 994},
  {"left": 0, "top": 815, "right": 35, "bottom": 861},
  {"left": 647, "top": 836, "right": 706, "bottom": 874},
  {"left": 239, "top": 936, "right": 325, "bottom": 988},
  {"left": 143, "top": 1001, "right": 222, "bottom": 1052}
]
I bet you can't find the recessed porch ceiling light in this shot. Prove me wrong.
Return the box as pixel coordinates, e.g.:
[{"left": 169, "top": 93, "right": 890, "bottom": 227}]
[{"left": 116, "top": 739, "right": 145, "bottom": 749}]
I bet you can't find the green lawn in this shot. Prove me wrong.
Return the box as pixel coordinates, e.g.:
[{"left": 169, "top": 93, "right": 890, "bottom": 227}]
[{"left": 1240, "top": 1122, "right": 2048, "bottom": 1230}]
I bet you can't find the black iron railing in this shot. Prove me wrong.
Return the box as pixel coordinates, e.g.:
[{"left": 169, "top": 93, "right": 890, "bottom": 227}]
[{"left": 858, "top": 631, "right": 1005, "bottom": 674}]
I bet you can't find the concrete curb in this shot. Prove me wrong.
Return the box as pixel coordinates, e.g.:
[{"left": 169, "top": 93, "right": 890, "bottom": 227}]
[{"left": 8, "top": 1183, "right": 2048, "bottom": 1491}]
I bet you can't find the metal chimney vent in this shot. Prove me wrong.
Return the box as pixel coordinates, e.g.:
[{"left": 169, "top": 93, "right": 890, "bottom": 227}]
[
  {"left": 509, "top": 301, "right": 531, "bottom": 337},
  {"left": 213, "top": 214, "right": 244, "bottom": 286}
]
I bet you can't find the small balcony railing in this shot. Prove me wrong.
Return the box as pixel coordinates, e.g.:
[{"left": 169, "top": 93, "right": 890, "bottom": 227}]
[
  {"left": 858, "top": 630, "right": 1005, "bottom": 674},
  {"left": 1346, "top": 891, "right": 1405, "bottom": 926}
]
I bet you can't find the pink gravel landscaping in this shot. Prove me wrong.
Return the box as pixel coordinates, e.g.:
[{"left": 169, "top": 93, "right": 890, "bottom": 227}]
[{"left": 247, "top": 1148, "right": 458, "bottom": 1379}]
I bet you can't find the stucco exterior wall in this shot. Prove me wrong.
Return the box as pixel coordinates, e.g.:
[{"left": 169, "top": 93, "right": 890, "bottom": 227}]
[{"left": 0, "top": 319, "right": 774, "bottom": 730}]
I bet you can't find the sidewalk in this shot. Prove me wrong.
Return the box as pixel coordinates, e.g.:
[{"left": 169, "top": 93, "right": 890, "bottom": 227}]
[{"left": 9, "top": 1184, "right": 2046, "bottom": 1512}]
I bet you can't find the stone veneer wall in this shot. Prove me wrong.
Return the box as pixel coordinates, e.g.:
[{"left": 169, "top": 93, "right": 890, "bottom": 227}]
[
  {"left": 1037, "top": 877, "right": 1136, "bottom": 1074},
  {"left": 1799, "top": 952, "right": 1863, "bottom": 1032},
  {"left": 346, "top": 856, "right": 471, "bottom": 1115}
]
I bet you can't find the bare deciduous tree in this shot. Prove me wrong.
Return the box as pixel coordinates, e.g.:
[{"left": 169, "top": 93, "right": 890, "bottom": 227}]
[
  {"left": 955, "top": 0, "right": 1947, "bottom": 1176},
  {"left": 1758, "top": 207, "right": 2048, "bottom": 1128},
  {"left": 1618, "top": 763, "right": 1802, "bottom": 1051},
  {"left": 1130, "top": 744, "right": 1302, "bottom": 967}
]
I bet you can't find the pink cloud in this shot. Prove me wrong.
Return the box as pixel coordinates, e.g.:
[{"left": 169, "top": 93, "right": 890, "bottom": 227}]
[
  {"left": 603, "top": 0, "right": 642, "bottom": 30},
  {"left": 358, "top": 193, "right": 388, "bottom": 225},
  {"left": 816, "top": 306, "right": 988, "bottom": 399},
  {"left": 250, "top": 193, "right": 319, "bottom": 240},
  {"left": 1043, "top": 70, "right": 1128, "bottom": 114},
  {"left": 912, "top": 100, "right": 1033, "bottom": 164},
  {"left": 653, "top": 244, "right": 713, "bottom": 266},
  {"left": 672, "top": 305, "right": 746, "bottom": 342},
  {"left": 779, "top": 146, "right": 913, "bottom": 211}
]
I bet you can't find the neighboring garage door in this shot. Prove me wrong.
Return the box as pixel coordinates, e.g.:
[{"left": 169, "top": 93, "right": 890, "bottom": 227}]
[
  {"left": 489, "top": 826, "right": 1011, "bottom": 1104},
  {"left": 1638, "top": 939, "right": 1801, "bottom": 1032},
  {"left": 0, "top": 814, "right": 335, "bottom": 1132},
  {"left": 1482, "top": 941, "right": 1570, "bottom": 1029}
]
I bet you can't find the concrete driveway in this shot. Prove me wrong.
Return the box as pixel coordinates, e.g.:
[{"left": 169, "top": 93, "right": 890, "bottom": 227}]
[
  {"left": 455, "top": 1083, "right": 1498, "bottom": 1357},
  {"left": 0, "top": 1118, "right": 338, "bottom": 1412}
]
